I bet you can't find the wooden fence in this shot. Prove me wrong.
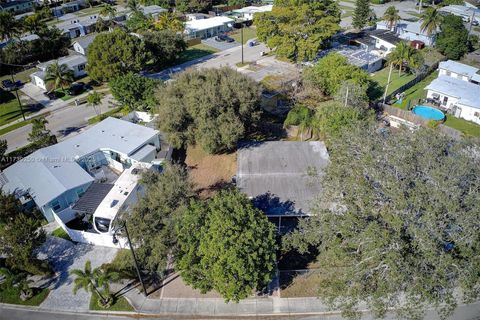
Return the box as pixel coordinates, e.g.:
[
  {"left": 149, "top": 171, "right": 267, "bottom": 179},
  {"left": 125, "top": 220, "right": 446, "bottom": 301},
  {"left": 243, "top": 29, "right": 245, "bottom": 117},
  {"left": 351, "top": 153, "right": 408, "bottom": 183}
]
[{"left": 379, "top": 104, "right": 463, "bottom": 139}]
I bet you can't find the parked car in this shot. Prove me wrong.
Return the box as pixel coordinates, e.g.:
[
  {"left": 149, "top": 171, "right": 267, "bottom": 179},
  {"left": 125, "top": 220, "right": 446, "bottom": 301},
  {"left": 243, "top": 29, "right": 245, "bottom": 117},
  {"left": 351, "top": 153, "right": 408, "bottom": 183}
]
[
  {"left": 43, "top": 91, "right": 57, "bottom": 100},
  {"left": 68, "top": 82, "right": 85, "bottom": 96},
  {"left": 1, "top": 79, "right": 21, "bottom": 91},
  {"left": 248, "top": 40, "right": 258, "bottom": 47},
  {"left": 215, "top": 34, "right": 234, "bottom": 43}
]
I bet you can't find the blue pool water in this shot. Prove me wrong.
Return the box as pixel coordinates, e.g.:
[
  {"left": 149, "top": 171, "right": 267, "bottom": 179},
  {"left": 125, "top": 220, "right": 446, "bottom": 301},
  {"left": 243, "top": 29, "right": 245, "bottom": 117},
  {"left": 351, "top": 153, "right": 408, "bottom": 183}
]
[{"left": 412, "top": 106, "right": 445, "bottom": 121}]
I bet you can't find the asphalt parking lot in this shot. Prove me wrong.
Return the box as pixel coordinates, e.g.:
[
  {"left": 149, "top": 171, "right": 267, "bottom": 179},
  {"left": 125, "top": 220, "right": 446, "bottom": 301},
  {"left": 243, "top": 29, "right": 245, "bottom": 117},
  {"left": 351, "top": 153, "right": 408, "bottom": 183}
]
[{"left": 202, "top": 37, "right": 240, "bottom": 51}]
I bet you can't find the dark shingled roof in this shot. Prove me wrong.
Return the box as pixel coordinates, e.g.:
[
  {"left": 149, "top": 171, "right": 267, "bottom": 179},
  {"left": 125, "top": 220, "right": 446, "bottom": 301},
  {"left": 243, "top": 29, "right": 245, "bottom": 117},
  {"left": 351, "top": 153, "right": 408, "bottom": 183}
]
[
  {"left": 368, "top": 29, "right": 403, "bottom": 45},
  {"left": 72, "top": 183, "right": 114, "bottom": 213}
]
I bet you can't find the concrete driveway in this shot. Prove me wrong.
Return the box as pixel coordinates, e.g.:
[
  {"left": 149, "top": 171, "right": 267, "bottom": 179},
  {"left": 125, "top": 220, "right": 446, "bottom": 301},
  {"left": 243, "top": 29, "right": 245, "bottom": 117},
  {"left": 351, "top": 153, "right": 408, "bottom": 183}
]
[
  {"left": 36, "top": 236, "right": 118, "bottom": 312},
  {"left": 202, "top": 37, "right": 240, "bottom": 51}
]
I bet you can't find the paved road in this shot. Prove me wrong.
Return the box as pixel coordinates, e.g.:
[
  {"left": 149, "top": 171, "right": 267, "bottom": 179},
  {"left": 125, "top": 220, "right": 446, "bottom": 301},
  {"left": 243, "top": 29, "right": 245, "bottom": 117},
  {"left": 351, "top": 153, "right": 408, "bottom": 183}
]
[
  {"left": 2, "top": 300, "right": 480, "bottom": 320},
  {"left": 2, "top": 94, "right": 115, "bottom": 153}
]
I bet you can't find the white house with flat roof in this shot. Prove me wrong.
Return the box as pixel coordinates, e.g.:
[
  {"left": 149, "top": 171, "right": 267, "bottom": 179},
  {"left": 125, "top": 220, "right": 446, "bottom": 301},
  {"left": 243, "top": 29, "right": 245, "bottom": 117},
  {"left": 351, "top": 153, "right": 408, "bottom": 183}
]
[
  {"left": 232, "top": 5, "right": 272, "bottom": 21},
  {"left": 438, "top": 60, "right": 480, "bottom": 83},
  {"left": 1, "top": 117, "right": 170, "bottom": 247},
  {"left": 425, "top": 76, "right": 480, "bottom": 124},
  {"left": 377, "top": 19, "right": 437, "bottom": 46},
  {"left": 185, "top": 16, "right": 234, "bottom": 39},
  {"left": 30, "top": 55, "right": 87, "bottom": 90},
  {"left": 72, "top": 33, "right": 98, "bottom": 55}
]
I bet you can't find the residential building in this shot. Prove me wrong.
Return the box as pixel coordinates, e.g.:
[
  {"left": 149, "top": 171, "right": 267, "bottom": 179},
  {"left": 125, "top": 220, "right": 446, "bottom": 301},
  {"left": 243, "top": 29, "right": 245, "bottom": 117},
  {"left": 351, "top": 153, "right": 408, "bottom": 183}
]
[
  {"left": 377, "top": 19, "right": 437, "bottom": 46},
  {"left": 30, "top": 55, "right": 87, "bottom": 90},
  {"left": 438, "top": 60, "right": 480, "bottom": 83},
  {"left": 0, "top": 0, "right": 34, "bottom": 14},
  {"left": 184, "top": 16, "right": 234, "bottom": 39},
  {"left": 55, "top": 12, "right": 127, "bottom": 38},
  {"left": 52, "top": 0, "right": 86, "bottom": 17},
  {"left": 425, "top": 76, "right": 480, "bottom": 124},
  {"left": 439, "top": 5, "right": 480, "bottom": 23},
  {"left": 140, "top": 5, "right": 167, "bottom": 19},
  {"left": 368, "top": 29, "right": 402, "bottom": 55},
  {"left": 231, "top": 5, "right": 273, "bottom": 21},
  {"left": 0, "top": 33, "right": 39, "bottom": 48},
  {"left": 1, "top": 117, "right": 170, "bottom": 247},
  {"left": 325, "top": 45, "right": 383, "bottom": 73},
  {"left": 72, "top": 33, "right": 98, "bottom": 55}
]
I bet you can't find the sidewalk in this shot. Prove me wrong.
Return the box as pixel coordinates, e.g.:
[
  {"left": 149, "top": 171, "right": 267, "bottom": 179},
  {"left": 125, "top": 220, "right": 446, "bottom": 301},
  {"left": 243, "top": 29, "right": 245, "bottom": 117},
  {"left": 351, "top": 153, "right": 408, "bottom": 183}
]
[{"left": 0, "top": 85, "right": 110, "bottom": 131}]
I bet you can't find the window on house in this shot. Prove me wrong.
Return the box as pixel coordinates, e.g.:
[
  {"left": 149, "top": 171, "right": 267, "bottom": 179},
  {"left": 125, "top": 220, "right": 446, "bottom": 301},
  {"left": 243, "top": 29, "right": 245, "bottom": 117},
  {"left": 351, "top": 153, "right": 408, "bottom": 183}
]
[
  {"left": 78, "top": 64, "right": 85, "bottom": 71},
  {"left": 475, "top": 112, "right": 479, "bottom": 117},
  {"left": 51, "top": 200, "right": 61, "bottom": 212}
]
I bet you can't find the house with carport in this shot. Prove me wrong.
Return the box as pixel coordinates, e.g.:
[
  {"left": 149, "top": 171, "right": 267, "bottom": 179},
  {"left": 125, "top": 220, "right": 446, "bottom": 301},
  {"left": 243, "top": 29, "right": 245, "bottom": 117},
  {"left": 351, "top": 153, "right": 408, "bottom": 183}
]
[{"left": 30, "top": 55, "right": 87, "bottom": 90}]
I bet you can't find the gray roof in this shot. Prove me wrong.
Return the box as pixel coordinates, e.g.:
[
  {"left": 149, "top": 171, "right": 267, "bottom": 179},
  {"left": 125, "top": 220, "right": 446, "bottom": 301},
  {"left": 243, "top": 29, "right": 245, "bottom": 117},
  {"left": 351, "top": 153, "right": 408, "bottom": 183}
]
[
  {"left": 426, "top": 75, "right": 480, "bottom": 110},
  {"left": 439, "top": 60, "right": 479, "bottom": 78},
  {"left": 2, "top": 117, "right": 159, "bottom": 207},
  {"left": 38, "top": 54, "right": 87, "bottom": 71},
  {"left": 73, "top": 33, "right": 98, "bottom": 50},
  {"left": 141, "top": 5, "right": 167, "bottom": 16},
  {"left": 237, "top": 141, "right": 329, "bottom": 216}
]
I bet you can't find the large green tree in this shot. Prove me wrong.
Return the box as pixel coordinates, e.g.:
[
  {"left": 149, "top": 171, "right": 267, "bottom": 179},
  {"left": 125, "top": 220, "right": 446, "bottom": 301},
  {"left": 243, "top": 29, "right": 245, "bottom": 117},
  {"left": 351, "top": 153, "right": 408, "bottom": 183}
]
[
  {"left": 44, "top": 62, "right": 74, "bottom": 92},
  {"left": 0, "top": 11, "right": 20, "bottom": 40},
  {"left": 175, "top": 0, "right": 211, "bottom": 13},
  {"left": 436, "top": 15, "right": 469, "bottom": 60},
  {"left": 86, "top": 29, "right": 150, "bottom": 81},
  {"left": 303, "top": 52, "right": 371, "bottom": 96},
  {"left": 143, "top": 30, "right": 186, "bottom": 68},
  {"left": 387, "top": 41, "right": 424, "bottom": 75},
  {"left": 109, "top": 72, "right": 160, "bottom": 111},
  {"left": 122, "top": 164, "right": 195, "bottom": 273},
  {"left": 420, "top": 7, "right": 442, "bottom": 36},
  {"left": 383, "top": 6, "right": 400, "bottom": 29},
  {"left": 155, "top": 67, "right": 261, "bottom": 154},
  {"left": 352, "top": 0, "right": 371, "bottom": 29},
  {"left": 255, "top": 0, "right": 340, "bottom": 62},
  {"left": 285, "top": 126, "right": 480, "bottom": 319},
  {"left": 176, "top": 189, "right": 277, "bottom": 302}
]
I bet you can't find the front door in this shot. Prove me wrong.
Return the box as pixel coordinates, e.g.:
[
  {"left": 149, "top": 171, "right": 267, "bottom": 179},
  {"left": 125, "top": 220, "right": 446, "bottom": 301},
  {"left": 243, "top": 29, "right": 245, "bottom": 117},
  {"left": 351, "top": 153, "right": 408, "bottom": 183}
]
[
  {"left": 454, "top": 106, "right": 462, "bottom": 117},
  {"left": 442, "top": 96, "right": 448, "bottom": 106}
]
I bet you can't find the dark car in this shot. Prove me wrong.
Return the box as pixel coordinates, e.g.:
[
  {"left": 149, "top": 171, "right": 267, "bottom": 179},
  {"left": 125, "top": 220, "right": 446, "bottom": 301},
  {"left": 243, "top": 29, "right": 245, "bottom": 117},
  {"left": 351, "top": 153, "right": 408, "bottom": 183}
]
[
  {"left": 215, "top": 34, "right": 235, "bottom": 43},
  {"left": 1, "top": 79, "right": 21, "bottom": 91},
  {"left": 68, "top": 82, "right": 85, "bottom": 96},
  {"left": 43, "top": 91, "right": 57, "bottom": 100}
]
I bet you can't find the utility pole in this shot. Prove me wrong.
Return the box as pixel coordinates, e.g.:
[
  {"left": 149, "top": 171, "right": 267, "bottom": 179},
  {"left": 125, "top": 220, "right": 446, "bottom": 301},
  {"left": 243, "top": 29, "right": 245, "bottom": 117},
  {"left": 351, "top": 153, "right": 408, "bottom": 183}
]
[
  {"left": 241, "top": 24, "right": 244, "bottom": 65},
  {"left": 344, "top": 85, "right": 349, "bottom": 108},
  {"left": 113, "top": 222, "right": 148, "bottom": 296},
  {"left": 10, "top": 71, "right": 26, "bottom": 121},
  {"left": 383, "top": 63, "right": 394, "bottom": 105},
  {"left": 468, "top": 10, "right": 476, "bottom": 41}
]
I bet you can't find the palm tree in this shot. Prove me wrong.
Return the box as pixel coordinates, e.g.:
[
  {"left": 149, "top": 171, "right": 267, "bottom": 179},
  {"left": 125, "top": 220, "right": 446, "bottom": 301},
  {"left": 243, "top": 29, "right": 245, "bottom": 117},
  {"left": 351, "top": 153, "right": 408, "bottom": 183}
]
[
  {"left": 0, "top": 12, "right": 21, "bottom": 40},
  {"left": 155, "top": 12, "right": 185, "bottom": 33},
  {"left": 44, "top": 62, "right": 74, "bottom": 92},
  {"left": 100, "top": 4, "right": 118, "bottom": 25},
  {"left": 420, "top": 7, "right": 442, "bottom": 36},
  {"left": 86, "top": 91, "right": 102, "bottom": 116},
  {"left": 383, "top": 6, "right": 400, "bottom": 30},
  {"left": 387, "top": 42, "right": 422, "bottom": 75},
  {"left": 23, "top": 14, "right": 48, "bottom": 35},
  {"left": 127, "top": 0, "right": 140, "bottom": 12},
  {"left": 70, "top": 261, "right": 119, "bottom": 307}
]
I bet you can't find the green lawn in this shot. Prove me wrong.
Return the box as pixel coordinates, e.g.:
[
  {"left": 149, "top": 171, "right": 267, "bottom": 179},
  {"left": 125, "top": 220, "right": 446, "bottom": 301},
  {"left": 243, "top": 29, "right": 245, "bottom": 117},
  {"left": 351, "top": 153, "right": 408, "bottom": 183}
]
[
  {"left": 51, "top": 227, "right": 72, "bottom": 241},
  {"left": 0, "top": 68, "right": 36, "bottom": 84},
  {"left": 371, "top": 67, "right": 417, "bottom": 97},
  {"left": 88, "top": 107, "right": 123, "bottom": 124},
  {"left": 175, "top": 43, "right": 219, "bottom": 65},
  {"left": 230, "top": 27, "right": 257, "bottom": 44},
  {"left": 444, "top": 116, "right": 480, "bottom": 137},
  {"left": 0, "top": 90, "right": 30, "bottom": 127},
  {"left": 0, "top": 119, "right": 31, "bottom": 136},
  {"left": 396, "top": 71, "right": 439, "bottom": 109},
  {"left": 0, "top": 285, "right": 49, "bottom": 306},
  {"left": 90, "top": 293, "right": 134, "bottom": 311},
  {"left": 76, "top": 5, "right": 105, "bottom": 17}
]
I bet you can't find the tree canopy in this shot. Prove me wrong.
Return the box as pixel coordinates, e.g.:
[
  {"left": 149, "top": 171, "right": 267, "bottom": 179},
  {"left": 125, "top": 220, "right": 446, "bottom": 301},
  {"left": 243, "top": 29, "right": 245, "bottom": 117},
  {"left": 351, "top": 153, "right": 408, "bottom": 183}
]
[
  {"left": 122, "top": 163, "right": 196, "bottom": 273},
  {"left": 143, "top": 30, "right": 186, "bottom": 69},
  {"left": 284, "top": 126, "right": 480, "bottom": 319},
  {"left": 176, "top": 189, "right": 277, "bottom": 302},
  {"left": 303, "top": 52, "right": 371, "bottom": 96},
  {"left": 352, "top": 0, "right": 371, "bottom": 29},
  {"left": 86, "top": 29, "right": 150, "bottom": 81},
  {"left": 436, "top": 15, "right": 469, "bottom": 60},
  {"left": 155, "top": 67, "right": 261, "bottom": 154},
  {"left": 109, "top": 72, "right": 160, "bottom": 111},
  {"left": 255, "top": 0, "right": 340, "bottom": 62}
]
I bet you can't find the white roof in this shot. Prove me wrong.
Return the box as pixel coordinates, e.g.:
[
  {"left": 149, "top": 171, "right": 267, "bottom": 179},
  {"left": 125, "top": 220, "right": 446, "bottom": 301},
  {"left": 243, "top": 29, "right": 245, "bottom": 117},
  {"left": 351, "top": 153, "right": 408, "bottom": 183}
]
[
  {"left": 38, "top": 54, "right": 87, "bottom": 72},
  {"left": 426, "top": 76, "right": 480, "bottom": 110},
  {"left": 233, "top": 5, "right": 273, "bottom": 14},
  {"left": 397, "top": 19, "right": 435, "bottom": 36},
  {"left": 439, "top": 5, "right": 479, "bottom": 17},
  {"left": 439, "top": 60, "right": 479, "bottom": 78},
  {"left": 185, "top": 16, "right": 234, "bottom": 32},
  {"left": 2, "top": 118, "right": 159, "bottom": 207}
]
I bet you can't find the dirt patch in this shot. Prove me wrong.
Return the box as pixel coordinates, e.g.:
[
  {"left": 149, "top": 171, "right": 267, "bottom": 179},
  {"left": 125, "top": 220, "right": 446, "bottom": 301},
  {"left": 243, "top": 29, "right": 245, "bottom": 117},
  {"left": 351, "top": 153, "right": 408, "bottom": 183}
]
[
  {"left": 150, "top": 271, "right": 221, "bottom": 299},
  {"left": 185, "top": 145, "right": 237, "bottom": 198},
  {"left": 280, "top": 270, "right": 322, "bottom": 298}
]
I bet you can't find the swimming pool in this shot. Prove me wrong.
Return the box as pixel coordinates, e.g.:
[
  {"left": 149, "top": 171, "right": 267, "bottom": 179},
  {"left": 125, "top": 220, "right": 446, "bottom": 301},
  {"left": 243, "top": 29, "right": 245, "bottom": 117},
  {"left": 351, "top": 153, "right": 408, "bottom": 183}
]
[{"left": 412, "top": 106, "right": 445, "bottom": 121}]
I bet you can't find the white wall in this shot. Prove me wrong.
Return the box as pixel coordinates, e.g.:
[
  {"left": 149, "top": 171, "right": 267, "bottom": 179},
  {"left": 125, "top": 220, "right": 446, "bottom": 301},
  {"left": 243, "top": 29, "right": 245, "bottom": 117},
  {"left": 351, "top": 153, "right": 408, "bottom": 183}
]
[
  {"left": 454, "top": 103, "right": 480, "bottom": 124},
  {"left": 439, "top": 68, "right": 470, "bottom": 82},
  {"left": 32, "top": 75, "right": 46, "bottom": 90},
  {"left": 426, "top": 89, "right": 459, "bottom": 109},
  {"left": 374, "top": 38, "right": 396, "bottom": 53}
]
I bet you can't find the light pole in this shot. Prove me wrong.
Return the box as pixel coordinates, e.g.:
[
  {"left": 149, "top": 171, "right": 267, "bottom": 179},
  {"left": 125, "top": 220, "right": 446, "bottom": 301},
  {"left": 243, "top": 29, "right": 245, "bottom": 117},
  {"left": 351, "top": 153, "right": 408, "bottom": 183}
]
[
  {"left": 241, "top": 24, "right": 244, "bottom": 65},
  {"left": 10, "top": 71, "right": 26, "bottom": 121},
  {"left": 112, "top": 221, "right": 148, "bottom": 296}
]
